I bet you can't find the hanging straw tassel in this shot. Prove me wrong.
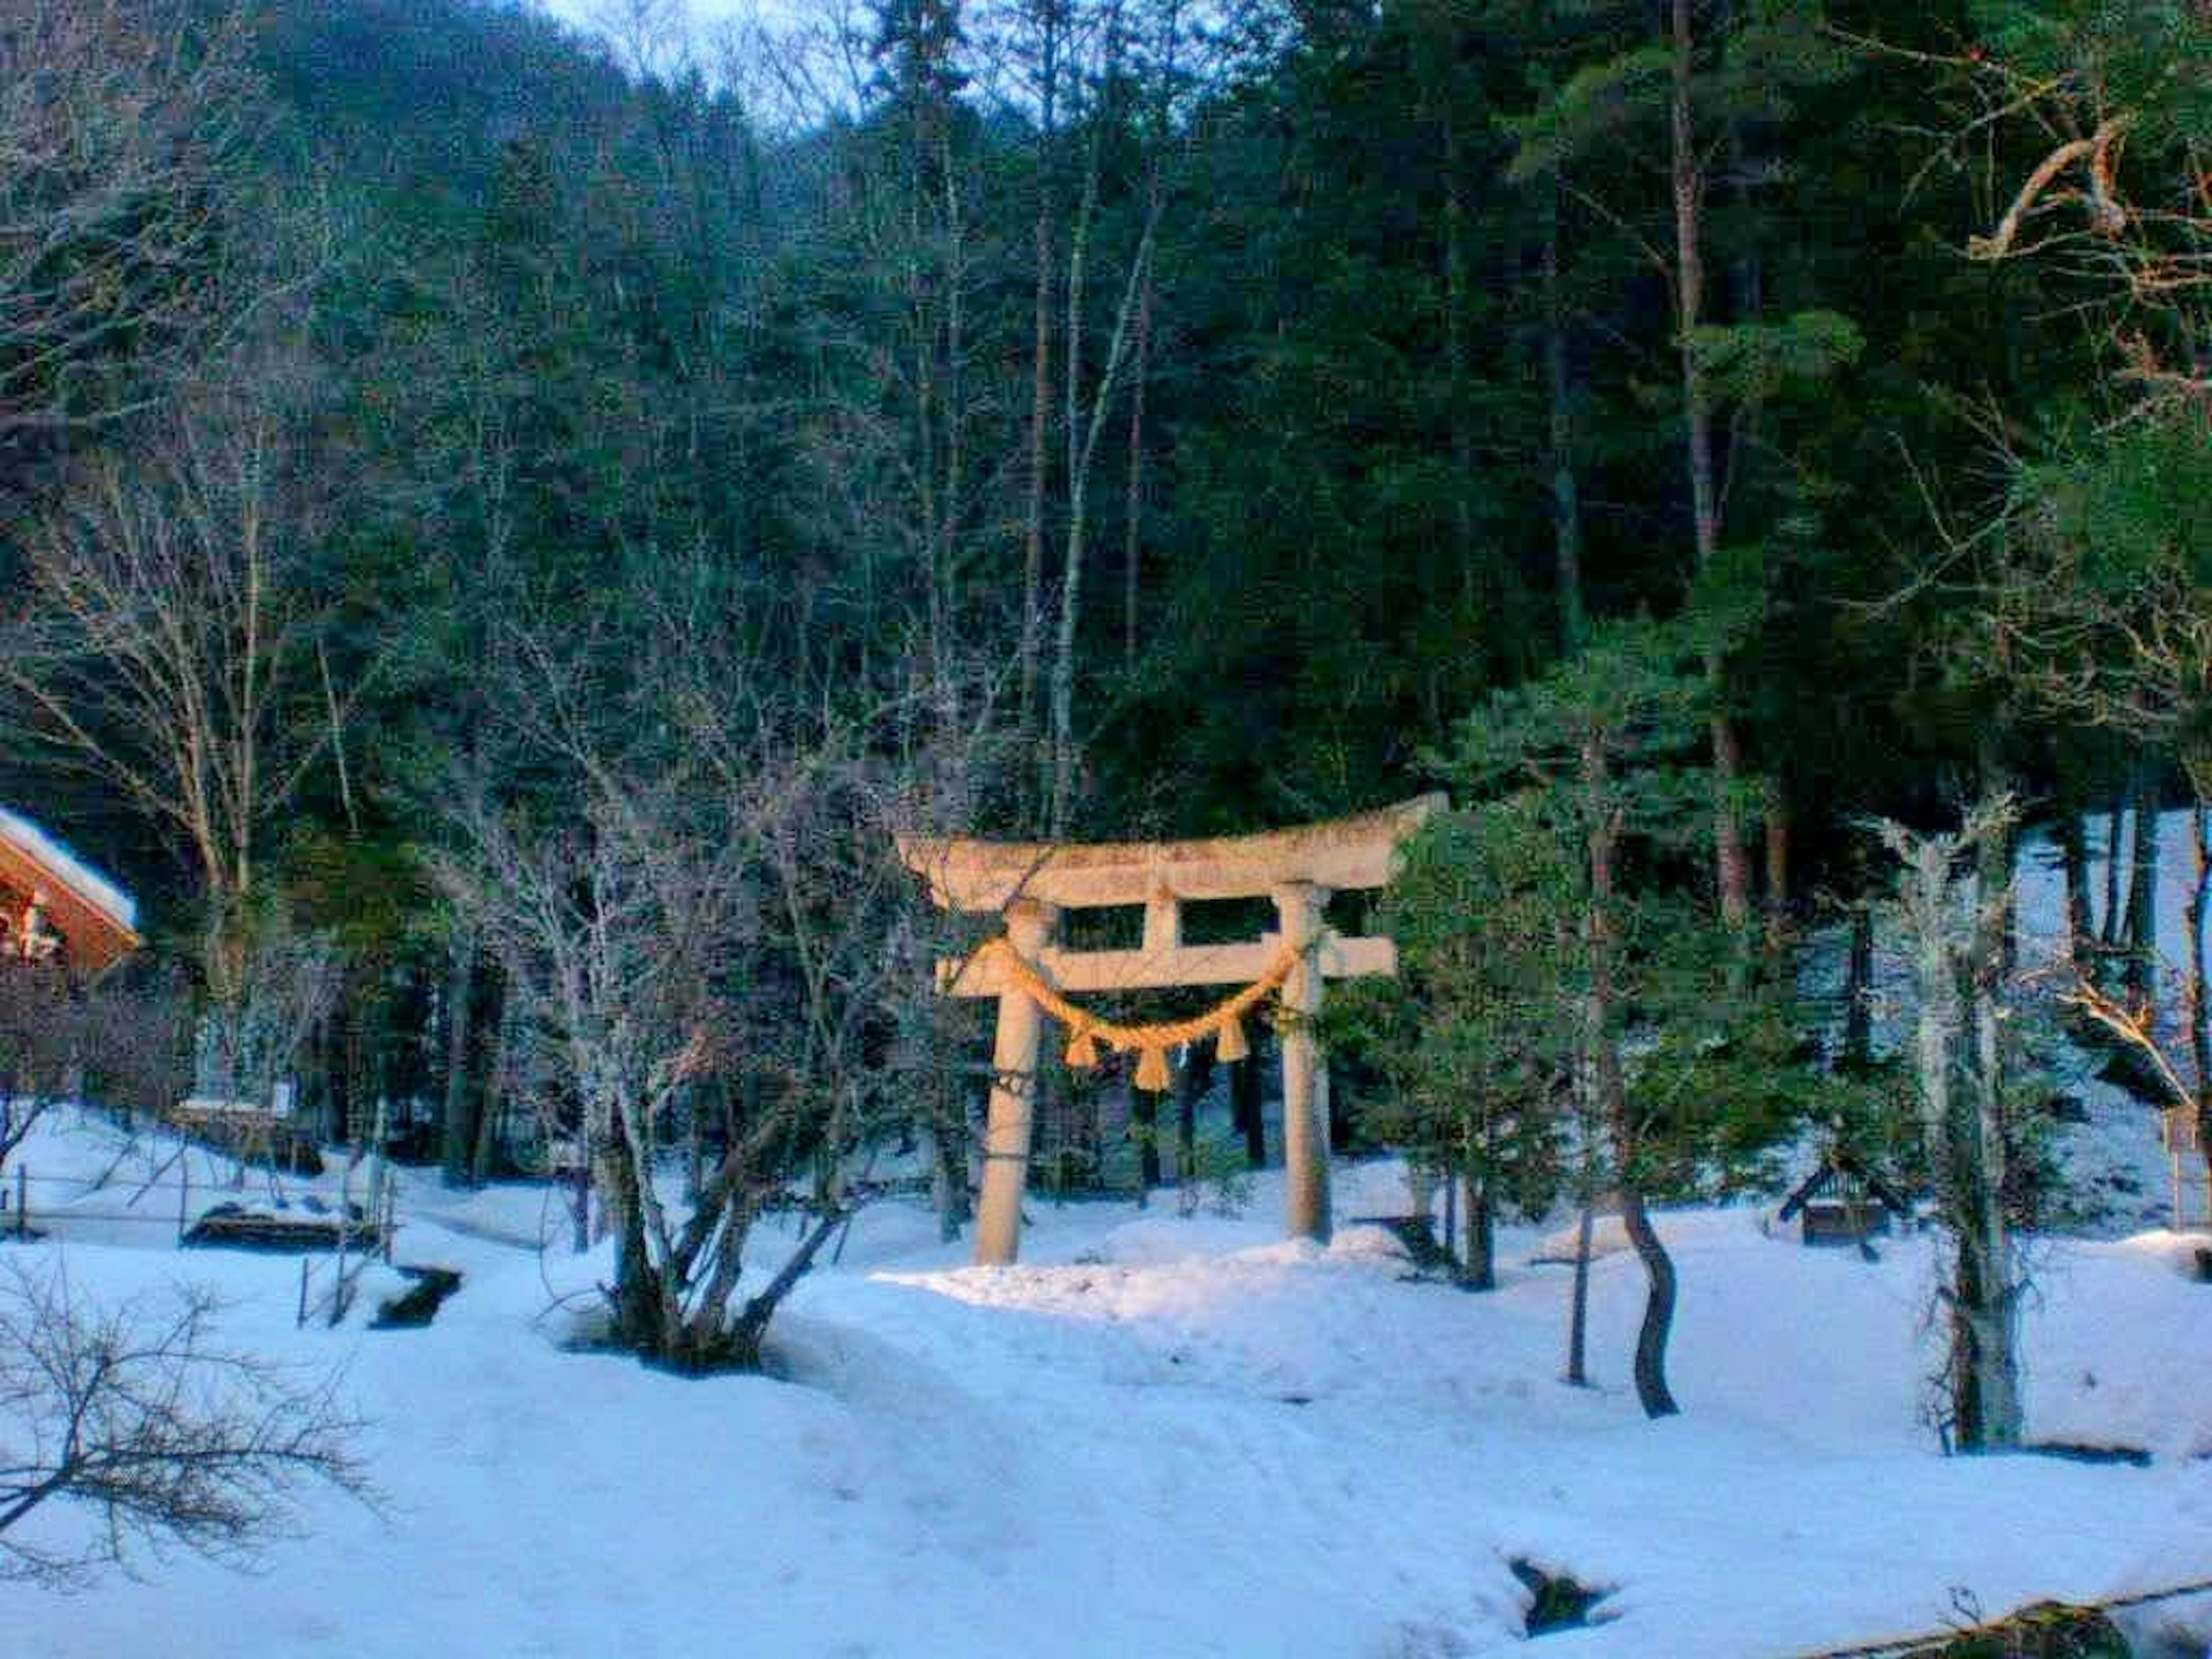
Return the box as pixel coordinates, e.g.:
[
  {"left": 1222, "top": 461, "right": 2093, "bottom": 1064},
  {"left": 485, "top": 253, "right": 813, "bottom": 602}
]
[
  {"left": 1133, "top": 1044, "right": 1172, "bottom": 1093},
  {"left": 1065, "top": 1025, "right": 1101, "bottom": 1069},
  {"left": 1214, "top": 1011, "right": 1249, "bottom": 1065}
]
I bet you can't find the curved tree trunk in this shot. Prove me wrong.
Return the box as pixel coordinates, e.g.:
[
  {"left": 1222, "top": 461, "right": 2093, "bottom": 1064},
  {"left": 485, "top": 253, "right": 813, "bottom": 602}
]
[
  {"left": 1618, "top": 1189, "right": 1680, "bottom": 1417},
  {"left": 1586, "top": 730, "right": 1680, "bottom": 1418}
]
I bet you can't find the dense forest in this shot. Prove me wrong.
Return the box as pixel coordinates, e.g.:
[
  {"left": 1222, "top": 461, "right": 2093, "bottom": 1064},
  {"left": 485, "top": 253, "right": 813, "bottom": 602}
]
[{"left": 0, "top": 0, "right": 2206, "bottom": 1406}]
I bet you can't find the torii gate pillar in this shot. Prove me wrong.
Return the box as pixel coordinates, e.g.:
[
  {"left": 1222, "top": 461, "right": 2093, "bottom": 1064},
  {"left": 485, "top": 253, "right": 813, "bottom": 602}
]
[
  {"left": 1272, "top": 881, "right": 1334, "bottom": 1243},
  {"left": 975, "top": 899, "right": 1058, "bottom": 1266}
]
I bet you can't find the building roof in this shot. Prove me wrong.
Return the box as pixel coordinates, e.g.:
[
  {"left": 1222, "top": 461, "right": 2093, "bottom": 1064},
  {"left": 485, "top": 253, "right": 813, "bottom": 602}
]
[{"left": 0, "top": 805, "right": 142, "bottom": 975}]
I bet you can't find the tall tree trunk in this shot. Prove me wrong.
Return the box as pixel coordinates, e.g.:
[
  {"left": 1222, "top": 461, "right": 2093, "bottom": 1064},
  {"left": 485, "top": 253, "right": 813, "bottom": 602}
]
[
  {"left": 1542, "top": 175, "right": 1587, "bottom": 652},
  {"left": 1048, "top": 119, "right": 1156, "bottom": 836},
  {"left": 1021, "top": 134, "right": 1055, "bottom": 772},
  {"left": 1957, "top": 938, "right": 2023, "bottom": 1448},
  {"left": 1443, "top": 110, "right": 1476, "bottom": 615},
  {"left": 1122, "top": 179, "right": 1156, "bottom": 675},
  {"left": 2191, "top": 806, "right": 2212, "bottom": 1210},
  {"left": 1896, "top": 806, "right": 2022, "bottom": 1452},
  {"left": 1669, "top": 0, "right": 1752, "bottom": 930}
]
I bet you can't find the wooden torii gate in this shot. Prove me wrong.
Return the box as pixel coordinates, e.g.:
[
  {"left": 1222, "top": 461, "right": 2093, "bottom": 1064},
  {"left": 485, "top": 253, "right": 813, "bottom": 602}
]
[{"left": 898, "top": 794, "right": 1443, "bottom": 1265}]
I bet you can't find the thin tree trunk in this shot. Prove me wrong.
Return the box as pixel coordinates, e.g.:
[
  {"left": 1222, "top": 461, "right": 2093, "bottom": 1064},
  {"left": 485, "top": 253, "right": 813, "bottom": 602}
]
[
  {"left": 1122, "top": 228, "right": 1154, "bottom": 673},
  {"left": 1543, "top": 175, "right": 1587, "bottom": 652},
  {"left": 1959, "top": 945, "right": 2022, "bottom": 1448},
  {"left": 439, "top": 934, "right": 478, "bottom": 1187},
  {"left": 470, "top": 986, "right": 507, "bottom": 1183},
  {"left": 1897, "top": 808, "right": 2022, "bottom": 1452},
  {"left": 1763, "top": 784, "right": 1791, "bottom": 953},
  {"left": 1175, "top": 1046, "right": 1209, "bottom": 1183},
  {"left": 1618, "top": 1188, "right": 1679, "bottom": 1416},
  {"left": 1048, "top": 132, "right": 1156, "bottom": 836},
  {"left": 2192, "top": 806, "right": 2212, "bottom": 1207},
  {"left": 2127, "top": 763, "right": 2161, "bottom": 1001},
  {"left": 2056, "top": 756, "right": 2094, "bottom": 972},
  {"left": 1586, "top": 732, "right": 1679, "bottom": 1418},
  {"left": 1048, "top": 97, "right": 1103, "bottom": 839},
  {"left": 1461, "top": 1172, "right": 1494, "bottom": 1291},
  {"left": 1978, "top": 726, "right": 2018, "bottom": 973},
  {"left": 1234, "top": 1043, "right": 1266, "bottom": 1169},
  {"left": 936, "top": 148, "right": 968, "bottom": 714},
  {"left": 1133, "top": 1075, "right": 1160, "bottom": 1193},
  {"left": 2103, "top": 794, "right": 2127, "bottom": 950},
  {"left": 1020, "top": 118, "right": 1055, "bottom": 769},
  {"left": 1844, "top": 903, "right": 1874, "bottom": 1072},
  {"left": 932, "top": 1112, "right": 970, "bottom": 1243},
  {"left": 1566, "top": 1156, "right": 1595, "bottom": 1386}
]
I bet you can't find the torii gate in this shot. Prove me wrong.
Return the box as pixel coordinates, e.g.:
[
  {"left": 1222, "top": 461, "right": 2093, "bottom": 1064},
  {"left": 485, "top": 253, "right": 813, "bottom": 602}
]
[{"left": 898, "top": 795, "right": 1443, "bottom": 1265}]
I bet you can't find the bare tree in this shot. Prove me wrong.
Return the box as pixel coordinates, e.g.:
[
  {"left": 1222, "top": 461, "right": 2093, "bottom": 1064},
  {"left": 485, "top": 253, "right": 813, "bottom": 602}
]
[
  {"left": 198, "top": 902, "right": 343, "bottom": 1121},
  {"left": 0, "top": 1260, "right": 373, "bottom": 1587},
  {"left": 1880, "top": 800, "right": 2025, "bottom": 1452},
  {"left": 0, "top": 962, "right": 191, "bottom": 1182},
  {"left": 0, "top": 0, "right": 264, "bottom": 480},
  {"left": 444, "top": 612, "right": 995, "bottom": 1369},
  {"left": 592, "top": 0, "right": 694, "bottom": 81},
  {"left": 1041, "top": 0, "right": 1161, "bottom": 835},
  {"left": 1, "top": 351, "right": 353, "bottom": 1022}
]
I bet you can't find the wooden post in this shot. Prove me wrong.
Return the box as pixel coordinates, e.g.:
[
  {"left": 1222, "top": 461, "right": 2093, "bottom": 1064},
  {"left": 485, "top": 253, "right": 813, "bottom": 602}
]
[
  {"left": 1274, "top": 881, "right": 1332, "bottom": 1243},
  {"left": 974, "top": 899, "right": 1059, "bottom": 1266}
]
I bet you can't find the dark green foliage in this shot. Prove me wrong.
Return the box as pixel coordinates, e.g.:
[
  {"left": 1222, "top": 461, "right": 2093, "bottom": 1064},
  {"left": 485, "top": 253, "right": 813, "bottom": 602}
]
[
  {"left": 0, "top": 0, "right": 2184, "bottom": 1222},
  {"left": 1331, "top": 798, "right": 1578, "bottom": 1264}
]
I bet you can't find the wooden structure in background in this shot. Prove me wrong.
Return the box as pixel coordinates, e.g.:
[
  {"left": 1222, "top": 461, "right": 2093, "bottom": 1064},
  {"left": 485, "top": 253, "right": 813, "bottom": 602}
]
[
  {"left": 899, "top": 796, "right": 1443, "bottom": 1265},
  {"left": 0, "top": 809, "right": 141, "bottom": 976},
  {"left": 1777, "top": 1154, "right": 1911, "bottom": 1247}
]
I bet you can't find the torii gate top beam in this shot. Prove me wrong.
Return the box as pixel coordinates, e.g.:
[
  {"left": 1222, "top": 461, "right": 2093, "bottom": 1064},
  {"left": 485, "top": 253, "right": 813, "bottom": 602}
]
[{"left": 895, "top": 794, "right": 1446, "bottom": 914}]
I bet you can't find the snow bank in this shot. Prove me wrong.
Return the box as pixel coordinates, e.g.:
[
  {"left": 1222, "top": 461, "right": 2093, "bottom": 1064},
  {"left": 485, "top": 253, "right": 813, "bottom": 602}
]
[{"left": 6, "top": 1111, "right": 2211, "bottom": 1659}]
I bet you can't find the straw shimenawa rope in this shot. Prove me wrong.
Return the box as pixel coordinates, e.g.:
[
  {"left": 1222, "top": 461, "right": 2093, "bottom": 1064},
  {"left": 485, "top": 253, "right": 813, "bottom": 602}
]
[{"left": 971, "top": 936, "right": 1300, "bottom": 1092}]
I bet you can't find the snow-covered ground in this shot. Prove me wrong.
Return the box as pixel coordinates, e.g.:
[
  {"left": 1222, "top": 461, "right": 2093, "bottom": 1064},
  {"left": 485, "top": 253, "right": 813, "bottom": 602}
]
[
  {"left": 7, "top": 1108, "right": 2212, "bottom": 1659},
  {"left": 9, "top": 805, "right": 2212, "bottom": 1655}
]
